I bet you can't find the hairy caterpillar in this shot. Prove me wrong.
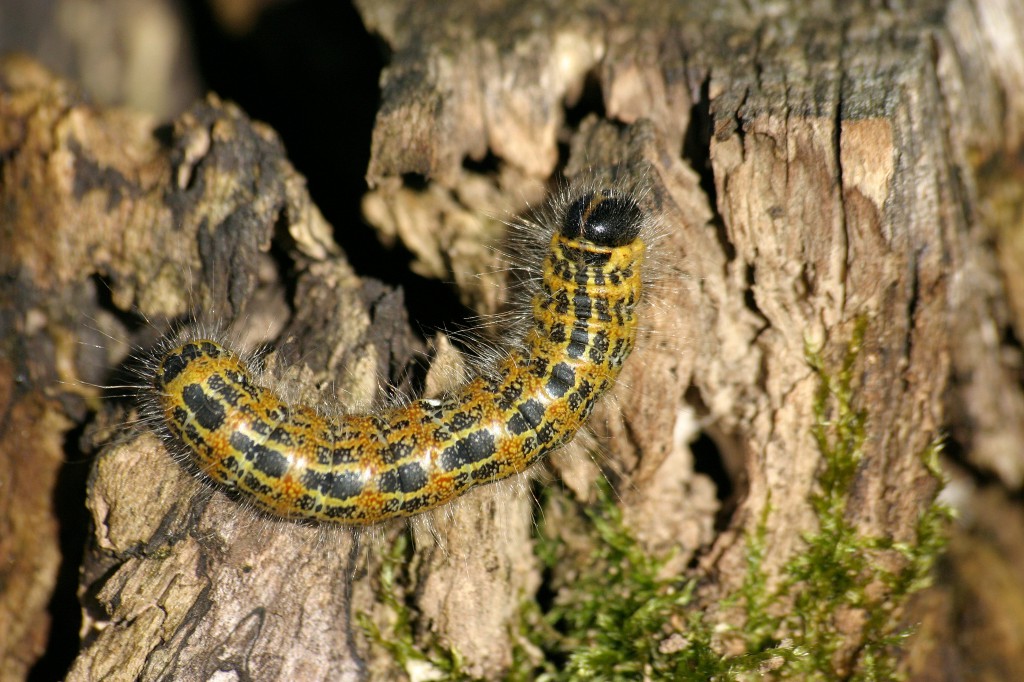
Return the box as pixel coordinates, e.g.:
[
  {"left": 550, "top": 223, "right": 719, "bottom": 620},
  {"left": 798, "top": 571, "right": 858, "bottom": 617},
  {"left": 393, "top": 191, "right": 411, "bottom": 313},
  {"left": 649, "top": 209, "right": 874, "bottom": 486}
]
[{"left": 152, "top": 189, "right": 647, "bottom": 525}]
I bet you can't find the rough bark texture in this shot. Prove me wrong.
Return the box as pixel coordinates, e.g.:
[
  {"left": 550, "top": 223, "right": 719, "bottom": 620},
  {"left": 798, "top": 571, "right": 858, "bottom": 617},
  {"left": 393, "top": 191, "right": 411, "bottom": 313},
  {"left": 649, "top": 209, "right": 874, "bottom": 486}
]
[{"left": 3, "top": 0, "right": 1024, "bottom": 680}]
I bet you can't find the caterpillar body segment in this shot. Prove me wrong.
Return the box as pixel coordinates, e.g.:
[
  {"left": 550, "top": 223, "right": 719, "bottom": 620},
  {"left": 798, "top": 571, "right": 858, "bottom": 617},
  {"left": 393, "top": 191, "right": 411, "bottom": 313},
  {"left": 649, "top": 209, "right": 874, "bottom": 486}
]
[{"left": 153, "top": 190, "right": 647, "bottom": 525}]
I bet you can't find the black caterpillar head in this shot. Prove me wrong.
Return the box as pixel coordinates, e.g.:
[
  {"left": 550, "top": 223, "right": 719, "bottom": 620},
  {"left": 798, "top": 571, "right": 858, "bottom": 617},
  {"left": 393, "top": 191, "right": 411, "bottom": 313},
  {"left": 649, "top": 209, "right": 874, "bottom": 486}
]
[{"left": 561, "top": 189, "right": 644, "bottom": 247}]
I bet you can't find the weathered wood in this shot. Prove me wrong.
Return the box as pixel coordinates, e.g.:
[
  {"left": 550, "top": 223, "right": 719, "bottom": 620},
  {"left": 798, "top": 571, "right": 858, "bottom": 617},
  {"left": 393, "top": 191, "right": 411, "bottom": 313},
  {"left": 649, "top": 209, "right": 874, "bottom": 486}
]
[
  {"left": 3, "top": 0, "right": 1024, "bottom": 679},
  {"left": 0, "top": 55, "right": 377, "bottom": 681}
]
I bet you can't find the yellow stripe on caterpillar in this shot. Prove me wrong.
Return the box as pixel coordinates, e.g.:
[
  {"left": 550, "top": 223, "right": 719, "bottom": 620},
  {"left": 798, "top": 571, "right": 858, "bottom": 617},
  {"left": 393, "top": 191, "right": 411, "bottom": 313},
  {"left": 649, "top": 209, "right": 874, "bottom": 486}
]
[{"left": 152, "top": 189, "right": 646, "bottom": 524}]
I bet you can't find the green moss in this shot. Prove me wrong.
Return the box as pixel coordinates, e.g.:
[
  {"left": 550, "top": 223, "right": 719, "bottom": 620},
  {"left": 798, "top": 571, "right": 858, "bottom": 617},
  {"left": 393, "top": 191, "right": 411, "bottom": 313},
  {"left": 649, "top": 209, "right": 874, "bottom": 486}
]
[
  {"left": 782, "top": 317, "right": 953, "bottom": 680},
  {"left": 537, "top": 484, "right": 702, "bottom": 680},
  {"left": 525, "top": 481, "right": 796, "bottom": 682},
  {"left": 357, "top": 531, "right": 479, "bottom": 681},
  {"left": 523, "top": 317, "right": 950, "bottom": 680},
  {"left": 361, "top": 319, "right": 951, "bottom": 680}
]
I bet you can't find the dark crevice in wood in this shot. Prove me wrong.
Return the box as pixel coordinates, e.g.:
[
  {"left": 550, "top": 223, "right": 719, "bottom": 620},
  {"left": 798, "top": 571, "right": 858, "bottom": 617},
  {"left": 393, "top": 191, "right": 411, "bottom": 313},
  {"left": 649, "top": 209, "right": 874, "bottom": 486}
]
[
  {"left": 461, "top": 150, "right": 503, "bottom": 177},
  {"left": 26, "top": 438, "right": 90, "bottom": 682},
  {"left": 564, "top": 68, "right": 607, "bottom": 130},
  {"left": 681, "top": 74, "right": 717, "bottom": 217},
  {"left": 691, "top": 431, "right": 733, "bottom": 505}
]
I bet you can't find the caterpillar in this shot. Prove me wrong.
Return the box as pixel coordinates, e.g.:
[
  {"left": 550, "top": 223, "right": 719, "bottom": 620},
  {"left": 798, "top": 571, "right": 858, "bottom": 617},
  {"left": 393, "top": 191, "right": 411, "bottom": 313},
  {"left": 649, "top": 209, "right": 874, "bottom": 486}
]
[{"left": 151, "top": 188, "right": 647, "bottom": 525}]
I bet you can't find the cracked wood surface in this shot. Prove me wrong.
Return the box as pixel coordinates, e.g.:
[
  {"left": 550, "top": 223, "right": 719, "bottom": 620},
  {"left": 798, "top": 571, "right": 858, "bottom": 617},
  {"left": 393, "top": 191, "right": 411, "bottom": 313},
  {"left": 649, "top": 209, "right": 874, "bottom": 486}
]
[{"left": 2, "top": 0, "right": 1024, "bottom": 679}]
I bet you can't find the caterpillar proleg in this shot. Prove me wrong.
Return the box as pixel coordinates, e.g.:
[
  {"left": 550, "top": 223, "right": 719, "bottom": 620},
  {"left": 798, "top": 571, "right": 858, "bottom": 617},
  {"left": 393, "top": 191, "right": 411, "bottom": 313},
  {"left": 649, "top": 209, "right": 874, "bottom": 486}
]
[{"left": 152, "top": 189, "right": 648, "bottom": 524}]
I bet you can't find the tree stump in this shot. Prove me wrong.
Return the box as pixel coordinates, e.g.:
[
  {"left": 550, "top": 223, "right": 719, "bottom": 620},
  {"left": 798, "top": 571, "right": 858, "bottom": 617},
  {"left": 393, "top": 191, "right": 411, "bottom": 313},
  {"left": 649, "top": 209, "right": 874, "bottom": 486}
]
[{"left": 2, "top": 1, "right": 1024, "bottom": 680}]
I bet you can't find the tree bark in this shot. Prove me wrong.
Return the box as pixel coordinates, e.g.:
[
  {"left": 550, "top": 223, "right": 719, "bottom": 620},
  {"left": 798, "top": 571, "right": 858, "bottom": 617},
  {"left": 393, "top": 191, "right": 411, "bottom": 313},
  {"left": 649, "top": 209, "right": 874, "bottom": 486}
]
[{"left": 2, "top": 0, "right": 1024, "bottom": 680}]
